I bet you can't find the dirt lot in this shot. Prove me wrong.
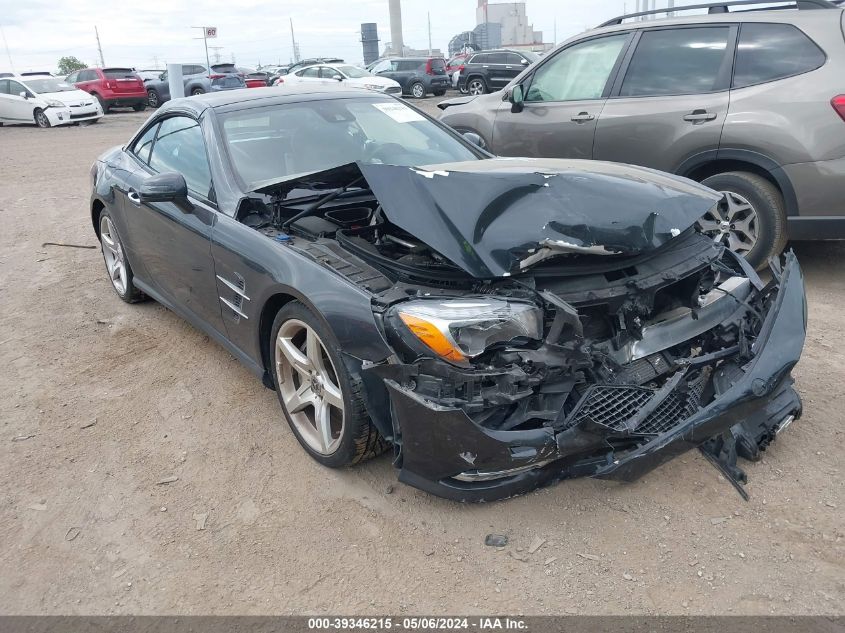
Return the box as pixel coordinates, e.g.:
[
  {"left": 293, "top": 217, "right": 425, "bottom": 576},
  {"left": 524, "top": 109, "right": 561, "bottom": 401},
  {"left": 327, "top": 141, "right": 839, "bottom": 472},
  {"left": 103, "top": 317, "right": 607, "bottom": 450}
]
[{"left": 0, "top": 102, "right": 843, "bottom": 616}]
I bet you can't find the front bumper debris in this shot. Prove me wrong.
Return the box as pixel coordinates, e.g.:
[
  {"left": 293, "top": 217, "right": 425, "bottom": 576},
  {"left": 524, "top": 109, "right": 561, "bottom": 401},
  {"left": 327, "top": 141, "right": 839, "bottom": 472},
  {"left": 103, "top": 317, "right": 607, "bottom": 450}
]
[{"left": 383, "top": 253, "right": 806, "bottom": 502}]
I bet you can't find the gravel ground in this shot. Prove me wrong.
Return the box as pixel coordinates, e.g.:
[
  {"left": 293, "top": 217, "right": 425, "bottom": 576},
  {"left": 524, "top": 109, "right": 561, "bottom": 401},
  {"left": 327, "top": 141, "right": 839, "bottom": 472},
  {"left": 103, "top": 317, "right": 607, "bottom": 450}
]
[{"left": 0, "top": 101, "right": 843, "bottom": 615}]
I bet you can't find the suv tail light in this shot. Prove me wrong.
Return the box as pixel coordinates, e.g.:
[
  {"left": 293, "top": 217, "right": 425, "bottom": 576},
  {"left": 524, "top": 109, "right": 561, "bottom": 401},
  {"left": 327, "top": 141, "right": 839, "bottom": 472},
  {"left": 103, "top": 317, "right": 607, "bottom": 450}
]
[
  {"left": 209, "top": 74, "right": 225, "bottom": 79},
  {"left": 425, "top": 59, "right": 434, "bottom": 75},
  {"left": 832, "top": 95, "right": 845, "bottom": 122},
  {"left": 106, "top": 80, "right": 116, "bottom": 89}
]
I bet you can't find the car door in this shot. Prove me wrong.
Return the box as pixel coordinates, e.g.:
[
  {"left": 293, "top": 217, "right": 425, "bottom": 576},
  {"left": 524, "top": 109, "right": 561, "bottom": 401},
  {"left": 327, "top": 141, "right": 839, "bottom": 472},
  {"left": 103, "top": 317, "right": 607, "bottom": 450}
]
[
  {"left": 501, "top": 52, "right": 530, "bottom": 86},
  {"left": 119, "top": 115, "right": 224, "bottom": 332},
  {"left": 491, "top": 33, "right": 631, "bottom": 160},
  {"left": 0, "top": 79, "right": 36, "bottom": 122},
  {"left": 483, "top": 52, "right": 512, "bottom": 90},
  {"left": 593, "top": 25, "right": 734, "bottom": 174}
]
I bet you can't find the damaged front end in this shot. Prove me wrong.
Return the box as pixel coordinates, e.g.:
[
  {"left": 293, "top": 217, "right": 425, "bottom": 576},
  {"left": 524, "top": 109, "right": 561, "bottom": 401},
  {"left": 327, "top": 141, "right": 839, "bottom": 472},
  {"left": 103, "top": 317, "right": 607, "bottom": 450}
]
[
  {"left": 369, "top": 238, "right": 805, "bottom": 502},
  {"left": 247, "top": 159, "right": 806, "bottom": 502}
]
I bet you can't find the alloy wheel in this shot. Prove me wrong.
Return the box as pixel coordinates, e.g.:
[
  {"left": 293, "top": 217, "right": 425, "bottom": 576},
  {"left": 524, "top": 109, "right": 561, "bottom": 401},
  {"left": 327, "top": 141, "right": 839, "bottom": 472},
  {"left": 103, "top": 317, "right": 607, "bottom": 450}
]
[
  {"left": 468, "top": 79, "right": 485, "bottom": 96},
  {"left": 99, "top": 215, "right": 127, "bottom": 296},
  {"left": 148, "top": 90, "right": 159, "bottom": 108},
  {"left": 275, "top": 319, "right": 345, "bottom": 455},
  {"left": 35, "top": 110, "right": 50, "bottom": 128},
  {"left": 411, "top": 83, "right": 425, "bottom": 98},
  {"left": 696, "top": 191, "right": 759, "bottom": 256}
]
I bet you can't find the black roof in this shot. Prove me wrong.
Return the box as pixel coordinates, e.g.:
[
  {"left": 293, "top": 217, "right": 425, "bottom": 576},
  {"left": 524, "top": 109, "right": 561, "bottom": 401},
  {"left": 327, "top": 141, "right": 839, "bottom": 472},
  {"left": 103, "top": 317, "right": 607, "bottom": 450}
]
[{"left": 158, "top": 85, "right": 395, "bottom": 116}]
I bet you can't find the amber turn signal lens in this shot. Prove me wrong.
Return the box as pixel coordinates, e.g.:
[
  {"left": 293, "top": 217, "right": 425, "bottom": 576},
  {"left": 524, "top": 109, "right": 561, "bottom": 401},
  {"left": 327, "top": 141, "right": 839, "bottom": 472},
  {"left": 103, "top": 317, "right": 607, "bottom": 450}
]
[{"left": 398, "top": 313, "right": 466, "bottom": 363}]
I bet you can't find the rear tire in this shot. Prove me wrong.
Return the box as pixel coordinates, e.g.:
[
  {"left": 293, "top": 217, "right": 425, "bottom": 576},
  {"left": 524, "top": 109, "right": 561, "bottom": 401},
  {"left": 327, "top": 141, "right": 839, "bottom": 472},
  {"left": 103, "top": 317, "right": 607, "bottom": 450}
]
[
  {"left": 147, "top": 89, "right": 160, "bottom": 108},
  {"left": 94, "top": 93, "right": 110, "bottom": 113},
  {"left": 133, "top": 102, "right": 146, "bottom": 112},
  {"left": 433, "top": 89, "right": 446, "bottom": 97},
  {"left": 270, "top": 301, "right": 388, "bottom": 468},
  {"left": 467, "top": 77, "right": 487, "bottom": 96},
  {"left": 700, "top": 171, "right": 787, "bottom": 270},
  {"left": 190, "top": 88, "right": 205, "bottom": 96}
]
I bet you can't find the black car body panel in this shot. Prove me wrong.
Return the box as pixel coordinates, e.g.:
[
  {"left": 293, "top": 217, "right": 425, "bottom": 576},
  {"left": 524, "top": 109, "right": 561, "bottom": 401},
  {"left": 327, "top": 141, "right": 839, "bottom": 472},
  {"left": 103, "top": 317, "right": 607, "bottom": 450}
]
[{"left": 90, "top": 87, "right": 807, "bottom": 502}]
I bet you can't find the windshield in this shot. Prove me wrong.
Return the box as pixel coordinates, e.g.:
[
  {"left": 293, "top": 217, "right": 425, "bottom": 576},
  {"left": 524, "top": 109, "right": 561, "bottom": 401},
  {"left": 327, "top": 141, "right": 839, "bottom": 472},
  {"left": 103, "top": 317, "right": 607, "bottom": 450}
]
[
  {"left": 220, "top": 96, "right": 480, "bottom": 190},
  {"left": 22, "top": 78, "right": 76, "bottom": 93},
  {"left": 337, "top": 65, "right": 370, "bottom": 79}
]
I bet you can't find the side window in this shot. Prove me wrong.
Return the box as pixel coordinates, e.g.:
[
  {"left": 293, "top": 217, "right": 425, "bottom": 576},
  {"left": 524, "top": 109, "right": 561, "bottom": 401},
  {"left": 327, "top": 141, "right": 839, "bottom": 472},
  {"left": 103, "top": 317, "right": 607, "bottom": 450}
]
[
  {"left": 300, "top": 67, "right": 320, "bottom": 78},
  {"left": 148, "top": 117, "right": 213, "bottom": 199},
  {"left": 132, "top": 123, "right": 159, "bottom": 165},
  {"left": 486, "top": 53, "right": 508, "bottom": 64},
  {"left": 81, "top": 70, "right": 97, "bottom": 81},
  {"left": 620, "top": 27, "right": 730, "bottom": 97},
  {"left": 371, "top": 60, "right": 392, "bottom": 73},
  {"left": 526, "top": 34, "right": 628, "bottom": 102},
  {"left": 470, "top": 53, "right": 488, "bottom": 64},
  {"left": 66, "top": 72, "right": 78, "bottom": 83},
  {"left": 0, "top": 79, "right": 9, "bottom": 94},
  {"left": 733, "top": 23, "right": 825, "bottom": 88},
  {"left": 504, "top": 53, "right": 524, "bottom": 65},
  {"left": 8, "top": 80, "right": 27, "bottom": 97}
]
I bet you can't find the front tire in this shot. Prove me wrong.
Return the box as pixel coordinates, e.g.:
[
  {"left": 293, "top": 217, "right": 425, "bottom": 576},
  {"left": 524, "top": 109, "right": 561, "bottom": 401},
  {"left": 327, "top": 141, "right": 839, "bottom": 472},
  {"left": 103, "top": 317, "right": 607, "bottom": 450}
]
[
  {"left": 699, "top": 171, "right": 787, "bottom": 270},
  {"left": 133, "top": 102, "right": 146, "bottom": 112},
  {"left": 271, "top": 301, "right": 387, "bottom": 468},
  {"left": 33, "top": 108, "right": 51, "bottom": 128},
  {"left": 98, "top": 210, "right": 144, "bottom": 303},
  {"left": 409, "top": 81, "right": 425, "bottom": 99},
  {"left": 147, "top": 89, "right": 160, "bottom": 108},
  {"left": 190, "top": 88, "right": 205, "bottom": 96}
]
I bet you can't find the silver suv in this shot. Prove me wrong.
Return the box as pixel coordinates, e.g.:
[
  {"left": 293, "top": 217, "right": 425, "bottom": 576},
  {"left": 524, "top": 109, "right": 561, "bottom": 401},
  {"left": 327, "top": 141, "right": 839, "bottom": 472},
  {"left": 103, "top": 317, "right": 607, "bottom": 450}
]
[{"left": 438, "top": 0, "right": 845, "bottom": 268}]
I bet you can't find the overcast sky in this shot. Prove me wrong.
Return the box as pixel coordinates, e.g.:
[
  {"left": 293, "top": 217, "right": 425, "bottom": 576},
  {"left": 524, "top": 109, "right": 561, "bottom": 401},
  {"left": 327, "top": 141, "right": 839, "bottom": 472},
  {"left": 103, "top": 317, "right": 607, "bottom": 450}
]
[{"left": 0, "top": 0, "right": 649, "bottom": 72}]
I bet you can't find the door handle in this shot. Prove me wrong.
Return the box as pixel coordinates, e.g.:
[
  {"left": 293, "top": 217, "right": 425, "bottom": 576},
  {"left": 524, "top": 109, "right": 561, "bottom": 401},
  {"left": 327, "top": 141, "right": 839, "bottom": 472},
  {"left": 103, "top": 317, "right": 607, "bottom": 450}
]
[
  {"left": 683, "top": 109, "right": 717, "bottom": 122},
  {"left": 571, "top": 112, "right": 595, "bottom": 123},
  {"left": 127, "top": 189, "right": 141, "bottom": 206}
]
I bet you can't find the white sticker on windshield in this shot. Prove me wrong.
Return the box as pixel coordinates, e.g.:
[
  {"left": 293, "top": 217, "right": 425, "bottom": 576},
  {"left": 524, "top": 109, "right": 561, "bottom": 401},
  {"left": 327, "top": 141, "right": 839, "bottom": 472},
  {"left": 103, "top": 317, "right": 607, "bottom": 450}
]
[{"left": 372, "top": 102, "right": 425, "bottom": 123}]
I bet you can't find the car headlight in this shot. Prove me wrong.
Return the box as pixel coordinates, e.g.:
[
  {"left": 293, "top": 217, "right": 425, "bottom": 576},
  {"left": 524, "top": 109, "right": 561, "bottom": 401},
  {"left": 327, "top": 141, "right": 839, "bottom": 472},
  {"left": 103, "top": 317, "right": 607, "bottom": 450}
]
[
  {"left": 394, "top": 298, "right": 543, "bottom": 365},
  {"left": 363, "top": 83, "right": 384, "bottom": 91},
  {"left": 45, "top": 99, "right": 65, "bottom": 108}
]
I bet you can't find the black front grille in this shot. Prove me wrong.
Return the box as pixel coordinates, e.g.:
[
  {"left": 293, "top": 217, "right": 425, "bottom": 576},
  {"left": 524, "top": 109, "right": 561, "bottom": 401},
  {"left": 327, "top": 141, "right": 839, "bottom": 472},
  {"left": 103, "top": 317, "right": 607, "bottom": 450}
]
[{"left": 564, "top": 371, "right": 708, "bottom": 436}]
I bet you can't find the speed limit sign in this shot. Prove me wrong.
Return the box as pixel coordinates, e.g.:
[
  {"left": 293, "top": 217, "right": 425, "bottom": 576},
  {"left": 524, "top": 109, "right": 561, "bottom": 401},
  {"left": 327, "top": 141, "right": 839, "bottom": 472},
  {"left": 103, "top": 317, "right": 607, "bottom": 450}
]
[{"left": 205, "top": 26, "right": 217, "bottom": 38}]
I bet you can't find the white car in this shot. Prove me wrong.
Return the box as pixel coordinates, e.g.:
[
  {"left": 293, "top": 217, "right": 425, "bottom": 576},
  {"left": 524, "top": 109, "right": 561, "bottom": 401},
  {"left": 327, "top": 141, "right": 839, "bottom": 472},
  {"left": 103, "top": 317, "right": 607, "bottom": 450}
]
[
  {"left": 275, "top": 63, "right": 401, "bottom": 95},
  {"left": 0, "top": 75, "right": 102, "bottom": 128}
]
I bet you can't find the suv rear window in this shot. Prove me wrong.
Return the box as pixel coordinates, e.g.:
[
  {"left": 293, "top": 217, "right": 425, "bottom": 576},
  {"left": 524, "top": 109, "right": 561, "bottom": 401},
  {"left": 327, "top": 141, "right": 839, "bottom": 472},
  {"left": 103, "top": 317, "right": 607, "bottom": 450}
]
[
  {"left": 733, "top": 23, "right": 825, "bottom": 88},
  {"left": 103, "top": 68, "right": 136, "bottom": 78},
  {"left": 429, "top": 59, "right": 445, "bottom": 70},
  {"left": 620, "top": 26, "right": 730, "bottom": 96}
]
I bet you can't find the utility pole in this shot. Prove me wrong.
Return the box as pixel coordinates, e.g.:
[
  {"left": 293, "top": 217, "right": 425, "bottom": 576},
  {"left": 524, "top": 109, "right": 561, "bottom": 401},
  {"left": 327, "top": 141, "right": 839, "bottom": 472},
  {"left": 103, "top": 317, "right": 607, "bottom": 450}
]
[
  {"left": 209, "top": 46, "right": 223, "bottom": 63},
  {"left": 0, "top": 24, "right": 13, "bottom": 72},
  {"left": 553, "top": 17, "right": 557, "bottom": 45},
  {"left": 289, "top": 18, "right": 300, "bottom": 63},
  {"left": 94, "top": 25, "right": 105, "bottom": 66},
  {"left": 427, "top": 12, "right": 432, "bottom": 56}
]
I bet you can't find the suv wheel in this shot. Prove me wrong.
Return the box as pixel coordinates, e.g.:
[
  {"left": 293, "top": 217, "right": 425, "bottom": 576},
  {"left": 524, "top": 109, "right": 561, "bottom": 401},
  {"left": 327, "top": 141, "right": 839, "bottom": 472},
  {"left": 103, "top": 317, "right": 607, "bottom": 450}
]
[
  {"left": 147, "top": 89, "right": 160, "bottom": 108},
  {"left": 190, "top": 88, "right": 205, "bottom": 96},
  {"left": 409, "top": 81, "right": 425, "bottom": 99},
  {"left": 467, "top": 78, "right": 486, "bottom": 96},
  {"left": 94, "top": 93, "right": 109, "bottom": 113},
  {"left": 698, "top": 171, "right": 787, "bottom": 270}
]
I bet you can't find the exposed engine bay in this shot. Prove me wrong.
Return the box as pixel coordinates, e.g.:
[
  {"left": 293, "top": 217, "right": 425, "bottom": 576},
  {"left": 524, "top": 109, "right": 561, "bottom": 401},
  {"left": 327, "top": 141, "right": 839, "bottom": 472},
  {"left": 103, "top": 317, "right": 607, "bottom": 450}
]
[{"left": 235, "top": 160, "right": 806, "bottom": 501}]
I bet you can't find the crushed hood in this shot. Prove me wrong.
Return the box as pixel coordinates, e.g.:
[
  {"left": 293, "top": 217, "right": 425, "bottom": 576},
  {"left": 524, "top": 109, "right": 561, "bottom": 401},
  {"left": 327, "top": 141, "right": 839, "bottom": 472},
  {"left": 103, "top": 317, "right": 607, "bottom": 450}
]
[{"left": 255, "top": 158, "right": 722, "bottom": 278}]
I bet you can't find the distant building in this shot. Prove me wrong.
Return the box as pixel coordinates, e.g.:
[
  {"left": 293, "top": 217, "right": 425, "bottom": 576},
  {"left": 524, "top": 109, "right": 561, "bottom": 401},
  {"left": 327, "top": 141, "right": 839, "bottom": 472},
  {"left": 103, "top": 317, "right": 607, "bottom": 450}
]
[
  {"left": 476, "top": 1, "right": 543, "bottom": 47},
  {"left": 449, "top": 1, "right": 549, "bottom": 56}
]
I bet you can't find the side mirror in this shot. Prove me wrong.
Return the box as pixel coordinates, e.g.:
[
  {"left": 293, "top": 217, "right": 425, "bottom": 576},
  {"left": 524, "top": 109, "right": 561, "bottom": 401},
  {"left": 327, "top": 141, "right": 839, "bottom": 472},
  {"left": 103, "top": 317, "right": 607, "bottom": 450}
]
[
  {"left": 139, "top": 172, "right": 189, "bottom": 205},
  {"left": 462, "top": 132, "right": 484, "bottom": 148},
  {"left": 509, "top": 84, "right": 525, "bottom": 113},
  {"left": 520, "top": 58, "right": 529, "bottom": 65},
  {"left": 332, "top": 74, "right": 343, "bottom": 81},
  {"left": 19, "top": 91, "right": 28, "bottom": 99}
]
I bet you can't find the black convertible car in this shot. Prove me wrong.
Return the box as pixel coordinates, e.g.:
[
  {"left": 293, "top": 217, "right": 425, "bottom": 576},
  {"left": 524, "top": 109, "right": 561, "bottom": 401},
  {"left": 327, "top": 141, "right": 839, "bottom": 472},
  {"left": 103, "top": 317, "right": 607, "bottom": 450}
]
[{"left": 90, "top": 86, "right": 806, "bottom": 501}]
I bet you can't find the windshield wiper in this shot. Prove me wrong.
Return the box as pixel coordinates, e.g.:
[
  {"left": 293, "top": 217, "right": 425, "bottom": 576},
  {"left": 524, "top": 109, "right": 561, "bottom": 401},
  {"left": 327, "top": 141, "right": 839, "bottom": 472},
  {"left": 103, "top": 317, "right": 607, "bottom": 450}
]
[{"left": 281, "top": 176, "right": 365, "bottom": 231}]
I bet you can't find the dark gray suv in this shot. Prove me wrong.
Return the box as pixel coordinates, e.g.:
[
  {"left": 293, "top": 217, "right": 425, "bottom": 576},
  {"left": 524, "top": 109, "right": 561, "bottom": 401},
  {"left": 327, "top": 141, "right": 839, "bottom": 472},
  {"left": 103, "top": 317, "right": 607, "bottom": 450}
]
[{"left": 439, "top": 0, "right": 845, "bottom": 267}]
